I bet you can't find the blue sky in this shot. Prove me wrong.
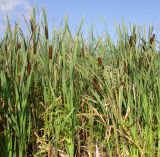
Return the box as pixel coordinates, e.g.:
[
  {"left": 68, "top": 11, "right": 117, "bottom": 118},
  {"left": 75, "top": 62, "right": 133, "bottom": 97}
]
[{"left": 0, "top": 0, "right": 160, "bottom": 38}]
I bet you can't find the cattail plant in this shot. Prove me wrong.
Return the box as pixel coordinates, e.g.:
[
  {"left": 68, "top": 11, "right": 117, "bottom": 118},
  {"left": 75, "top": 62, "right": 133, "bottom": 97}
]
[
  {"left": 45, "top": 26, "right": 49, "bottom": 40},
  {"left": 33, "top": 42, "right": 37, "bottom": 54},
  {"left": 16, "top": 42, "right": 21, "bottom": 50},
  {"left": 129, "top": 33, "right": 136, "bottom": 47},
  {"left": 97, "top": 57, "right": 102, "bottom": 66},
  {"left": 48, "top": 45, "right": 53, "bottom": 59},
  {"left": 149, "top": 33, "right": 155, "bottom": 48},
  {"left": 27, "top": 59, "right": 31, "bottom": 76},
  {"left": 0, "top": 8, "right": 160, "bottom": 157}
]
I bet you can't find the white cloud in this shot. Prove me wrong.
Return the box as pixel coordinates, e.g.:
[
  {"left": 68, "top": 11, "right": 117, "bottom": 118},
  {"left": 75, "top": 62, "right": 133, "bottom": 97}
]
[
  {"left": 0, "top": 0, "right": 33, "bottom": 37},
  {"left": 0, "top": 0, "right": 21, "bottom": 12},
  {"left": 0, "top": 0, "right": 31, "bottom": 12},
  {"left": 0, "top": 0, "right": 32, "bottom": 19}
]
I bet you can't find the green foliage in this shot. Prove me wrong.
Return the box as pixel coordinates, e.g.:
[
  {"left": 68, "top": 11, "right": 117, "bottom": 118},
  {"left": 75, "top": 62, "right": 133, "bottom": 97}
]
[{"left": 0, "top": 8, "right": 160, "bottom": 157}]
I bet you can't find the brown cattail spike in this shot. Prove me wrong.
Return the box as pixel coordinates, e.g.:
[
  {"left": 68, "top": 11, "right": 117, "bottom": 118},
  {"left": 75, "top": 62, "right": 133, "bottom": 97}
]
[
  {"left": 150, "top": 34, "right": 155, "bottom": 45},
  {"left": 129, "top": 35, "right": 133, "bottom": 47},
  {"left": 17, "top": 43, "right": 21, "bottom": 50},
  {"left": 5, "top": 44, "right": 7, "bottom": 53},
  {"left": 98, "top": 57, "right": 102, "bottom": 66},
  {"left": 45, "top": 26, "right": 49, "bottom": 40},
  {"left": 48, "top": 45, "right": 53, "bottom": 59},
  {"left": 33, "top": 43, "right": 36, "bottom": 54},
  {"left": 27, "top": 60, "right": 31, "bottom": 76},
  {"left": 129, "top": 33, "right": 136, "bottom": 47}
]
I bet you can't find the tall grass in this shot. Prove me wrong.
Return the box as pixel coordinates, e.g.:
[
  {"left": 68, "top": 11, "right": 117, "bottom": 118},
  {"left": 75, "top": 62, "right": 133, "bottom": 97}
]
[{"left": 0, "top": 7, "right": 160, "bottom": 157}]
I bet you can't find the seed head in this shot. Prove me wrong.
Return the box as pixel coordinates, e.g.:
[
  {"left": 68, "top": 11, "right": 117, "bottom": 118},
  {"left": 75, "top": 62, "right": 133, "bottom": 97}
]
[
  {"left": 45, "top": 26, "right": 49, "bottom": 40},
  {"left": 98, "top": 57, "right": 102, "bottom": 66},
  {"left": 27, "top": 60, "right": 31, "bottom": 76},
  {"left": 129, "top": 35, "right": 133, "bottom": 47},
  {"left": 150, "top": 34, "right": 155, "bottom": 45},
  {"left": 17, "top": 43, "right": 21, "bottom": 50},
  {"left": 48, "top": 45, "right": 53, "bottom": 59},
  {"left": 129, "top": 33, "right": 136, "bottom": 47},
  {"left": 5, "top": 44, "right": 7, "bottom": 53},
  {"left": 33, "top": 43, "right": 36, "bottom": 54}
]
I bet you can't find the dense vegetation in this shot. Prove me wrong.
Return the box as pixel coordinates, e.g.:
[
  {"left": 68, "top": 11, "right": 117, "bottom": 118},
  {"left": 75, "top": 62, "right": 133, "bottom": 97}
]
[{"left": 0, "top": 8, "right": 160, "bottom": 157}]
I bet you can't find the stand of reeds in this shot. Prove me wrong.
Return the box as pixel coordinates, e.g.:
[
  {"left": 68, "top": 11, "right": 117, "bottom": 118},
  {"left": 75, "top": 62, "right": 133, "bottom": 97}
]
[{"left": 0, "top": 7, "right": 160, "bottom": 157}]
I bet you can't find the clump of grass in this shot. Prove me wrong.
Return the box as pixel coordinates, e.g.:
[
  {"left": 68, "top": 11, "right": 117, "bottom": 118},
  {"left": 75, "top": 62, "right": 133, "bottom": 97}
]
[{"left": 0, "top": 7, "right": 160, "bottom": 157}]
